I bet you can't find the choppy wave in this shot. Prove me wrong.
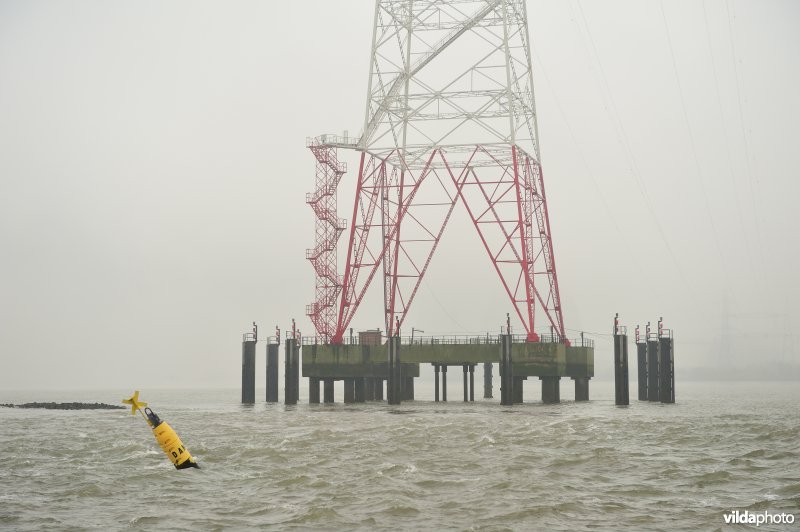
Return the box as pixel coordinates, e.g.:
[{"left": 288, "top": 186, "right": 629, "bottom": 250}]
[{"left": 0, "top": 382, "right": 798, "bottom": 530}]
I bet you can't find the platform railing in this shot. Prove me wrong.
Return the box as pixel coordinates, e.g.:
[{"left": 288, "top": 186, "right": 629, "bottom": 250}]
[
  {"left": 306, "top": 134, "right": 359, "bottom": 148},
  {"left": 298, "top": 334, "right": 593, "bottom": 348}
]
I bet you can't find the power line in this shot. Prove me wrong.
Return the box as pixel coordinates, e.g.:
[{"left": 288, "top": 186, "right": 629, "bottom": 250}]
[
  {"left": 423, "top": 277, "right": 467, "bottom": 332},
  {"left": 724, "top": 0, "right": 771, "bottom": 298},
  {"left": 700, "top": 0, "right": 759, "bottom": 293},
  {"left": 659, "top": 0, "right": 729, "bottom": 286},
  {"left": 573, "top": 1, "right": 695, "bottom": 300},
  {"left": 530, "top": 48, "right": 655, "bottom": 299}
]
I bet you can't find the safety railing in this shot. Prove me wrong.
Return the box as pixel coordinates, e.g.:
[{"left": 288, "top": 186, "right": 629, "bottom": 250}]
[
  {"left": 297, "top": 333, "right": 593, "bottom": 347},
  {"left": 306, "top": 134, "right": 359, "bottom": 148}
]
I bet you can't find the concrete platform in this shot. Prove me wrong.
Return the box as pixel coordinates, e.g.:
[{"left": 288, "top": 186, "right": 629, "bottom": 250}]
[{"left": 301, "top": 337, "right": 593, "bottom": 381}]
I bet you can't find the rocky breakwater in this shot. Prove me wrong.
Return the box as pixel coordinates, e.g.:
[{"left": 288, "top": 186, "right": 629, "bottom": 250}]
[{"left": 0, "top": 402, "right": 125, "bottom": 410}]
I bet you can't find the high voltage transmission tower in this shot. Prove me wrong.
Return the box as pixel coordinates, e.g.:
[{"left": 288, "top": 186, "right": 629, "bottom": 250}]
[{"left": 306, "top": 0, "right": 566, "bottom": 344}]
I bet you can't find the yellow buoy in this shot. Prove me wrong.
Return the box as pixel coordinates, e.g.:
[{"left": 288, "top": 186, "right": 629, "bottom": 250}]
[{"left": 123, "top": 391, "right": 199, "bottom": 470}]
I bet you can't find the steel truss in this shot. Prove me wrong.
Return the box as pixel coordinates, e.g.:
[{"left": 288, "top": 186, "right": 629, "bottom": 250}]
[{"left": 307, "top": 0, "right": 566, "bottom": 344}]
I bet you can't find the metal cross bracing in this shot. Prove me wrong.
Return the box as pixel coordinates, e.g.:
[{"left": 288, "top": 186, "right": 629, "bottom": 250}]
[{"left": 306, "top": 0, "right": 566, "bottom": 345}]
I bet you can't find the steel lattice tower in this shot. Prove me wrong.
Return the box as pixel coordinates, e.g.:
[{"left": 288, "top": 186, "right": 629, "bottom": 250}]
[{"left": 307, "top": 0, "right": 566, "bottom": 344}]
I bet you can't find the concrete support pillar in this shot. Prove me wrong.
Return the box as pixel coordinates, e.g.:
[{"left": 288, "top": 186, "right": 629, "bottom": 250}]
[
  {"left": 266, "top": 343, "right": 279, "bottom": 403},
  {"left": 343, "top": 378, "right": 355, "bottom": 404},
  {"left": 637, "top": 342, "right": 648, "bottom": 401},
  {"left": 387, "top": 335, "right": 402, "bottom": 405},
  {"left": 364, "top": 377, "right": 375, "bottom": 401},
  {"left": 434, "top": 364, "right": 440, "bottom": 402},
  {"left": 500, "top": 334, "right": 513, "bottom": 406},
  {"left": 513, "top": 376, "right": 524, "bottom": 404},
  {"left": 403, "top": 376, "right": 414, "bottom": 400},
  {"left": 463, "top": 364, "right": 469, "bottom": 402},
  {"left": 659, "top": 337, "right": 675, "bottom": 403},
  {"left": 647, "top": 340, "right": 660, "bottom": 402},
  {"left": 442, "top": 365, "right": 448, "bottom": 402},
  {"left": 573, "top": 377, "right": 589, "bottom": 401},
  {"left": 284, "top": 338, "right": 299, "bottom": 405},
  {"left": 241, "top": 340, "right": 256, "bottom": 404},
  {"left": 541, "top": 376, "right": 561, "bottom": 404},
  {"left": 323, "top": 378, "right": 334, "bottom": 403},
  {"left": 614, "top": 333, "right": 629, "bottom": 405},
  {"left": 483, "top": 362, "right": 493, "bottom": 399},
  {"left": 375, "top": 379, "right": 384, "bottom": 401},
  {"left": 469, "top": 364, "right": 475, "bottom": 402},
  {"left": 293, "top": 342, "right": 300, "bottom": 404},
  {"left": 309, "top": 377, "right": 320, "bottom": 404},
  {"left": 354, "top": 377, "right": 366, "bottom": 403}
]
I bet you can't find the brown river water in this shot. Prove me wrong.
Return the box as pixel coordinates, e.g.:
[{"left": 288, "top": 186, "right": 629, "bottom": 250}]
[{"left": 1, "top": 381, "right": 798, "bottom": 530}]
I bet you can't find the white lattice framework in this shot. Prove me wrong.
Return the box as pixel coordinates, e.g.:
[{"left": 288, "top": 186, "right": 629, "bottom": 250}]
[{"left": 308, "top": 0, "right": 567, "bottom": 344}]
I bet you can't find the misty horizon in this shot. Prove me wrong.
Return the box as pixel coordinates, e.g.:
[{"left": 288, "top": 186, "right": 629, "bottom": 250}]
[{"left": 1, "top": 0, "right": 798, "bottom": 390}]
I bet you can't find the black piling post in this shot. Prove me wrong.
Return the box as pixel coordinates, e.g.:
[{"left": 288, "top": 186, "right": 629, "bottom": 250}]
[
  {"left": 636, "top": 328, "right": 648, "bottom": 401},
  {"left": 293, "top": 340, "right": 300, "bottom": 404},
  {"left": 613, "top": 316, "right": 629, "bottom": 405},
  {"left": 434, "top": 364, "right": 440, "bottom": 402},
  {"left": 469, "top": 364, "right": 475, "bottom": 402},
  {"left": 647, "top": 333, "right": 660, "bottom": 402},
  {"left": 659, "top": 327, "right": 675, "bottom": 403},
  {"left": 284, "top": 338, "right": 299, "bottom": 405},
  {"left": 266, "top": 342, "right": 279, "bottom": 403},
  {"left": 283, "top": 338, "right": 292, "bottom": 405},
  {"left": 442, "top": 365, "right": 448, "bottom": 402},
  {"left": 387, "top": 335, "right": 402, "bottom": 405},
  {"left": 500, "top": 333, "right": 513, "bottom": 406},
  {"left": 463, "top": 364, "right": 469, "bottom": 402},
  {"left": 241, "top": 335, "right": 256, "bottom": 404},
  {"left": 483, "top": 362, "right": 493, "bottom": 399}
]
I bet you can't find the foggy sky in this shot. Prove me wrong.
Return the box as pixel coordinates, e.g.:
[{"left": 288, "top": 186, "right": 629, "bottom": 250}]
[{"left": 1, "top": 0, "right": 798, "bottom": 390}]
